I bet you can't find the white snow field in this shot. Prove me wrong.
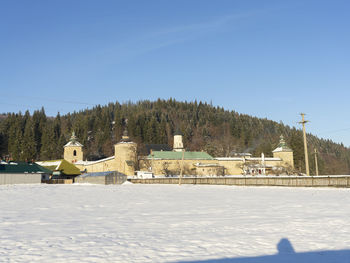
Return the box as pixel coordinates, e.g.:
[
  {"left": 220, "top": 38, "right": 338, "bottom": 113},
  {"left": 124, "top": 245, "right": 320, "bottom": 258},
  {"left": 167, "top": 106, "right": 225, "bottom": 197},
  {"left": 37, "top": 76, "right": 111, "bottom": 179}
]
[{"left": 1, "top": 184, "right": 350, "bottom": 263}]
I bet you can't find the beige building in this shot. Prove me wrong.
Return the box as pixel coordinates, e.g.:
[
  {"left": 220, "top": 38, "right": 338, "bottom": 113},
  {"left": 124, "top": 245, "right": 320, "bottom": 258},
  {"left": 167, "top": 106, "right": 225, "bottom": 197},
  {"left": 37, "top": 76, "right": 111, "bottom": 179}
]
[
  {"left": 63, "top": 129, "right": 294, "bottom": 177},
  {"left": 139, "top": 135, "right": 294, "bottom": 176},
  {"left": 64, "top": 129, "right": 137, "bottom": 176},
  {"left": 173, "top": 129, "right": 184, "bottom": 152},
  {"left": 272, "top": 135, "right": 294, "bottom": 168},
  {"left": 139, "top": 151, "right": 222, "bottom": 176},
  {"left": 63, "top": 132, "right": 83, "bottom": 163}
]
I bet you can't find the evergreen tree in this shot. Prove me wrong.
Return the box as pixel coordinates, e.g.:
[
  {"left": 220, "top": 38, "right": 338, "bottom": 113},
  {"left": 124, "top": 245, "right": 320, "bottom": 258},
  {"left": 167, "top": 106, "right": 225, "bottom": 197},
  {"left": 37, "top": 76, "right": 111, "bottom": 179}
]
[
  {"left": 40, "top": 123, "right": 56, "bottom": 160},
  {"left": 1, "top": 99, "right": 350, "bottom": 174},
  {"left": 289, "top": 129, "right": 305, "bottom": 172},
  {"left": 21, "top": 114, "right": 36, "bottom": 161},
  {"left": 8, "top": 113, "right": 24, "bottom": 160}
]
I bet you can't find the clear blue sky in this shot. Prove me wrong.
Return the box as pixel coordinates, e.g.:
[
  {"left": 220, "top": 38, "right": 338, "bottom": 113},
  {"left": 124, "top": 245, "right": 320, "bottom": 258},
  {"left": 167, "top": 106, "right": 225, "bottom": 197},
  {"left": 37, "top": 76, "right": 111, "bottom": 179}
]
[{"left": 1, "top": 0, "right": 350, "bottom": 146}]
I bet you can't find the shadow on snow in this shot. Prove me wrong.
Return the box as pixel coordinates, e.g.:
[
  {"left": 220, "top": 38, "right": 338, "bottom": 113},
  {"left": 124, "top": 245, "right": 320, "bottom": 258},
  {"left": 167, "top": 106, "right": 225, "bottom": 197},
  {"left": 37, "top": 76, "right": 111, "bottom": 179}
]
[{"left": 177, "top": 238, "right": 350, "bottom": 263}]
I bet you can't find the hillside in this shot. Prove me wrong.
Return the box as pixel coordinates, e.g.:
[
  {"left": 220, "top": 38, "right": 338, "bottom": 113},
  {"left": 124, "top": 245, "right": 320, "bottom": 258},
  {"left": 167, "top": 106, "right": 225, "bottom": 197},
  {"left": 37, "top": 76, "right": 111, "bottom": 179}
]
[{"left": 0, "top": 99, "right": 349, "bottom": 175}]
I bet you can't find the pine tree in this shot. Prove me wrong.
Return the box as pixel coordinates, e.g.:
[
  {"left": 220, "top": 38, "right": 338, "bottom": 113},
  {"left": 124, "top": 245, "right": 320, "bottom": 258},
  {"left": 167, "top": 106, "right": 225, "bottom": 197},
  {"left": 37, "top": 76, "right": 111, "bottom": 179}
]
[
  {"left": 1, "top": 99, "right": 350, "bottom": 174},
  {"left": 40, "top": 123, "right": 56, "bottom": 160},
  {"left": 21, "top": 114, "right": 36, "bottom": 161},
  {"left": 289, "top": 129, "right": 305, "bottom": 172},
  {"left": 8, "top": 113, "right": 24, "bottom": 160}
]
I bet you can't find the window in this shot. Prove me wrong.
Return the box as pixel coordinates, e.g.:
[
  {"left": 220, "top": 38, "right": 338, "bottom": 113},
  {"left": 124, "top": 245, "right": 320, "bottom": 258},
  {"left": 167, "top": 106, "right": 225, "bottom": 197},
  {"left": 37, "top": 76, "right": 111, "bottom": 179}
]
[{"left": 73, "top": 150, "right": 77, "bottom": 156}]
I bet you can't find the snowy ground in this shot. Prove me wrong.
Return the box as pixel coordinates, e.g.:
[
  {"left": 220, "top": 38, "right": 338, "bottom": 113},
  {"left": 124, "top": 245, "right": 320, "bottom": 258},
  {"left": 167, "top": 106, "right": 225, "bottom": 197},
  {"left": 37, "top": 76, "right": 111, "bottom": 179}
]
[{"left": 1, "top": 184, "right": 350, "bottom": 263}]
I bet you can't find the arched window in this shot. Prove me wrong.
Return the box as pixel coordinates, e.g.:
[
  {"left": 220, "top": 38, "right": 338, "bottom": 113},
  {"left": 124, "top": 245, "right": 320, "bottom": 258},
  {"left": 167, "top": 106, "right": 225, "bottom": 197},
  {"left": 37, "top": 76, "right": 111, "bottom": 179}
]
[{"left": 73, "top": 150, "right": 77, "bottom": 156}]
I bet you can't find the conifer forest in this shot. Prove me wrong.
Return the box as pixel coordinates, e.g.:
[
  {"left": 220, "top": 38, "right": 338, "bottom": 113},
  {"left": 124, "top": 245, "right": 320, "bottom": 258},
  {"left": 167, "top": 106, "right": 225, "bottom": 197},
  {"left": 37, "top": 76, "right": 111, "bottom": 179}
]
[{"left": 0, "top": 99, "right": 349, "bottom": 175}]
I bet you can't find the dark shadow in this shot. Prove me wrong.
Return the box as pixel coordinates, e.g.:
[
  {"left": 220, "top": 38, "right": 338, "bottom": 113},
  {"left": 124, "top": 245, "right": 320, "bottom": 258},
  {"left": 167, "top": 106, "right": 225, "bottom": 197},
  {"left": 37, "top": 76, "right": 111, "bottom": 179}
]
[
  {"left": 177, "top": 238, "right": 350, "bottom": 263},
  {"left": 277, "top": 238, "right": 295, "bottom": 254}
]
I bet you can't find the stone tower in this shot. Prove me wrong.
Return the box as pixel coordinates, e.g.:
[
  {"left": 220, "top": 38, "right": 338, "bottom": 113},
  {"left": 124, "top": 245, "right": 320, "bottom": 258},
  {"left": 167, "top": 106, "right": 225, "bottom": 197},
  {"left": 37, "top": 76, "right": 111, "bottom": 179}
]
[
  {"left": 64, "top": 131, "right": 83, "bottom": 163},
  {"left": 173, "top": 129, "right": 184, "bottom": 152},
  {"left": 114, "top": 126, "right": 137, "bottom": 176},
  {"left": 272, "top": 135, "right": 294, "bottom": 168}
]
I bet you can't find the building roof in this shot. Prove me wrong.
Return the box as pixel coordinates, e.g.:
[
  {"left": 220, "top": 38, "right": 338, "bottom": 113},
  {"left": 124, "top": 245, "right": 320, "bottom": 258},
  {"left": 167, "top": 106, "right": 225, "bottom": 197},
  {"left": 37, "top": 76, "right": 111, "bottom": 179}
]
[
  {"left": 194, "top": 162, "right": 223, "bottom": 167},
  {"left": 145, "top": 144, "right": 172, "bottom": 154},
  {"left": 273, "top": 135, "right": 293, "bottom": 153},
  {"left": 174, "top": 128, "right": 183, "bottom": 136},
  {"left": 36, "top": 159, "right": 81, "bottom": 175},
  {"left": 64, "top": 141, "right": 83, "bottom": 147},
  {"left": 64, "top": 131, "right": 83, "bottom": 147},
  {"left": 234, "top": 153, "right": 252, "bottom": 157},
  {"left": 120, "top": 127, "right": 132, "bottom": 142},
  {"left": 0, "top": 161, "right": 52, "bottom": 174},
  {"left": 78, "top": 171, "right": 126, "bottom": 178},
  {"left": 216, "top": 157, "right": 244, "bottom": 161},
  {"left": 147, "top": 151, "right": 213, "bottom": 160},
  {"left": 248, "top": 157, "right": 282, "bottom": 161},
  {"left": 75, "top": 156, "right": 114, "bottom": 166}
]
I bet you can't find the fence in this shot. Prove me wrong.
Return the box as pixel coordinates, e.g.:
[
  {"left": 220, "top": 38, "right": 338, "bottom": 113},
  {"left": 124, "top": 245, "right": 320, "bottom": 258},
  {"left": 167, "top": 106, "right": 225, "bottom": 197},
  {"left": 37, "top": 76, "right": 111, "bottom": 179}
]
[
  {"left": 130, "top": 175, "right": 350, "bottom": 188},
  {"left": 42, "top": 179, "right": 73, "bottom": 184},
  {"left": 0, "top": 173, "right": 42, "bottom": 185},
  {"left": 75, "top": 171, "right": 127, "bottom": 185}
]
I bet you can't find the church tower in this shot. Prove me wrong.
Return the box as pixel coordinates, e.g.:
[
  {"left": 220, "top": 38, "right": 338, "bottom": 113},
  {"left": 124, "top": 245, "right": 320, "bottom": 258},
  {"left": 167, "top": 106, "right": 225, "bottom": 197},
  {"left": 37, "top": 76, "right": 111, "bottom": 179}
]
[
  {"left": 173, "top": 129, "right": 184, "bottom": 152},
  {"left": 64, "top": 131, "right": 83, "bottom": 163},
  {"left": 273, "top": 135, "right": 294, "bottom": 168},
  {"left": 114, "top": 125, "right": 137, "bottom": 176}
]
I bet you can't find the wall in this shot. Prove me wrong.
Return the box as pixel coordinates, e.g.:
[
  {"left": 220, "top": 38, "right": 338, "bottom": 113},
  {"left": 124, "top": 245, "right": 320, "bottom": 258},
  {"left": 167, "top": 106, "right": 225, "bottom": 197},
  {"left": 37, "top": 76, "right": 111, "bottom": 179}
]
[
  {"left": 75, "top": 173, "right": 127, "bottom": 185},
  {"left": 64, "top": 146, "right": 83, "bottom": 163},
  {"left": 273, "top": 151, "right": 294, "bottom": 168},
  {"left": 74, "top": 141, "right": 138, "bottom": 176},
  {"left": 75, "top": 175, "right": 106, "bottom": 184},
  {"left": 217, "top": 159, "right": 287, "bottom": 175},
  {"left": 130, "top": 176, "right": 350, "bottom": 188},
  {"left": 173, "top": 135, "right": 183, "bottom": 151},
  {"left": 114, "top": 142, "right": 137, "bottom": 176},
  {"left": 264, "top": 160, "right": 285, "bottom": 167},
  {"left": 0, "top": 173, "right": 42, "bottom": 185},
  {"left": 216, "top": 160, "right": 242, "bottom": 175},
  {"left": 75, "top": 158, "right": 118, "bottom": 173},
  {"left": 140, "top": 158, "right": 292, "bottom": 176},
  {"left": 69, "top": 143, "right": 292, "bottom": 177},
  {"left": 105, "top": 173, "right": 127, "bottom": 185},
  {"left": 43, "top": 179, "right": 73, "bottom": 184},
  {"left": 139, "top": 159, "right": 220, "bottom": 176},
  {"left": 195, "top": 166, "right": 224, "bottom": 176}
]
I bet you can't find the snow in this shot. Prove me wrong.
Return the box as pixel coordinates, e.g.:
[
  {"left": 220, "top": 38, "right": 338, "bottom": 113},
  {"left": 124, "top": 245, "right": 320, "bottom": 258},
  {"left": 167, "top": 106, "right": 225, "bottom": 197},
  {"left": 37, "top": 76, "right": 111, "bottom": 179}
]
[
  {"left": 36, "top": 160, "right": 62, "bottom": 170},
  {"left": 215, "top": 157, "right": 244, "bottom": 161},
  {"left": 248, "top": 157, "right": 281, "bottom": 161},
  {"left": 64, "top": 141, "right": 83, "bottom": 147},
  {"left": 1, "top": 184, "right": 350, "bottom": 262},
  {"left": 75, "top": 156, "right": 114, "bottom": 166}
]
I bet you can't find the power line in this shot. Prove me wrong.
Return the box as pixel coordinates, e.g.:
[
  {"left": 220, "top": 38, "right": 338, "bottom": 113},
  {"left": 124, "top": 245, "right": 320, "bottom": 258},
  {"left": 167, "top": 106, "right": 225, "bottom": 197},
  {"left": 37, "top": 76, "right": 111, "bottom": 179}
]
[
  {"left": 1, "top": 95, "right": 96, "bottom": 106},
  {"left": 318, "top": 127, "right": 350, "bottom": 135},
  {"left": 0, "top": 102, "right": 64, "bottom": 112}
]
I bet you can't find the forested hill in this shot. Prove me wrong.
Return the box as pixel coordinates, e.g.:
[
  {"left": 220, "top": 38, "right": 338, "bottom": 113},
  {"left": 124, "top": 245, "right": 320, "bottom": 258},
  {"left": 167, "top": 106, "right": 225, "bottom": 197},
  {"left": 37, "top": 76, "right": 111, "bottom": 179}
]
[{"left": 0, "top": 99, "right": 349, "bottom": 175}]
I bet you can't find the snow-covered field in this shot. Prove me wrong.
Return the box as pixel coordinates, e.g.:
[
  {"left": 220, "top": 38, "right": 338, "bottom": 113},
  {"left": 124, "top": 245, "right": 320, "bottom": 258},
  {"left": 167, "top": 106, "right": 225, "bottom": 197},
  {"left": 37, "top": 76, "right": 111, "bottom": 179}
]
[{"left": 1, "top": 183, "right": 350, "bottom": 262}]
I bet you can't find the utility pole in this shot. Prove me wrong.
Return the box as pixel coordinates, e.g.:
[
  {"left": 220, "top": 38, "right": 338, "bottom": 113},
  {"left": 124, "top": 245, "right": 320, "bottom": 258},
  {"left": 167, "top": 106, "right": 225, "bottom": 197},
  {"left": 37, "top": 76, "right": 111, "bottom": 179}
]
[
  {"left": 314, "top": 149, "right": 319, "bottom": 176},
  {"left": 179, "top": 149, "right": 185, "bottom": 185},
  {"left": 299, "top": 113, "right": 310, "bottom": 176}
]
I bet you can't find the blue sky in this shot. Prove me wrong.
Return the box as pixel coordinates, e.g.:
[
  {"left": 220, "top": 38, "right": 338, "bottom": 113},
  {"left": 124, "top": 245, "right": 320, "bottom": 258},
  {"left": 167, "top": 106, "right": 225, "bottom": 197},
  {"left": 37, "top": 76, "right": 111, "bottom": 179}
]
[{"left": 1, "top": 0, "right": 350, "bottom": 146}]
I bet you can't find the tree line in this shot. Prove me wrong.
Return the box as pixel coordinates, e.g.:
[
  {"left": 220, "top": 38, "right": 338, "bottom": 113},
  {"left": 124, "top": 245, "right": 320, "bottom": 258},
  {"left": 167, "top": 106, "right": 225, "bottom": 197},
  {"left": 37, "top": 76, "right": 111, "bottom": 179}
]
[{"left": 0, "top": 99, "right": 349, "bottom": 175}]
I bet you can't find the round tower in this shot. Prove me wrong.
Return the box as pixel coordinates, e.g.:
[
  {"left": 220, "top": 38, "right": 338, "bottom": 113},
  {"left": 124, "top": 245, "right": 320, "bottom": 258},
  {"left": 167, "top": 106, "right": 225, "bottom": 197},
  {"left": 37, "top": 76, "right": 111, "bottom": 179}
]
[
  {"left": 64, "top": 131, "right": 83, "bottom": 163},
  {"left": 272, "top": 135, "right": 294, "bottom": 168},
  {"left": 173, "top": 129, "right": 184, "bottom": 152},
  {"left": 114, "top": 127, "right": 137, "bottom": 176}
]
